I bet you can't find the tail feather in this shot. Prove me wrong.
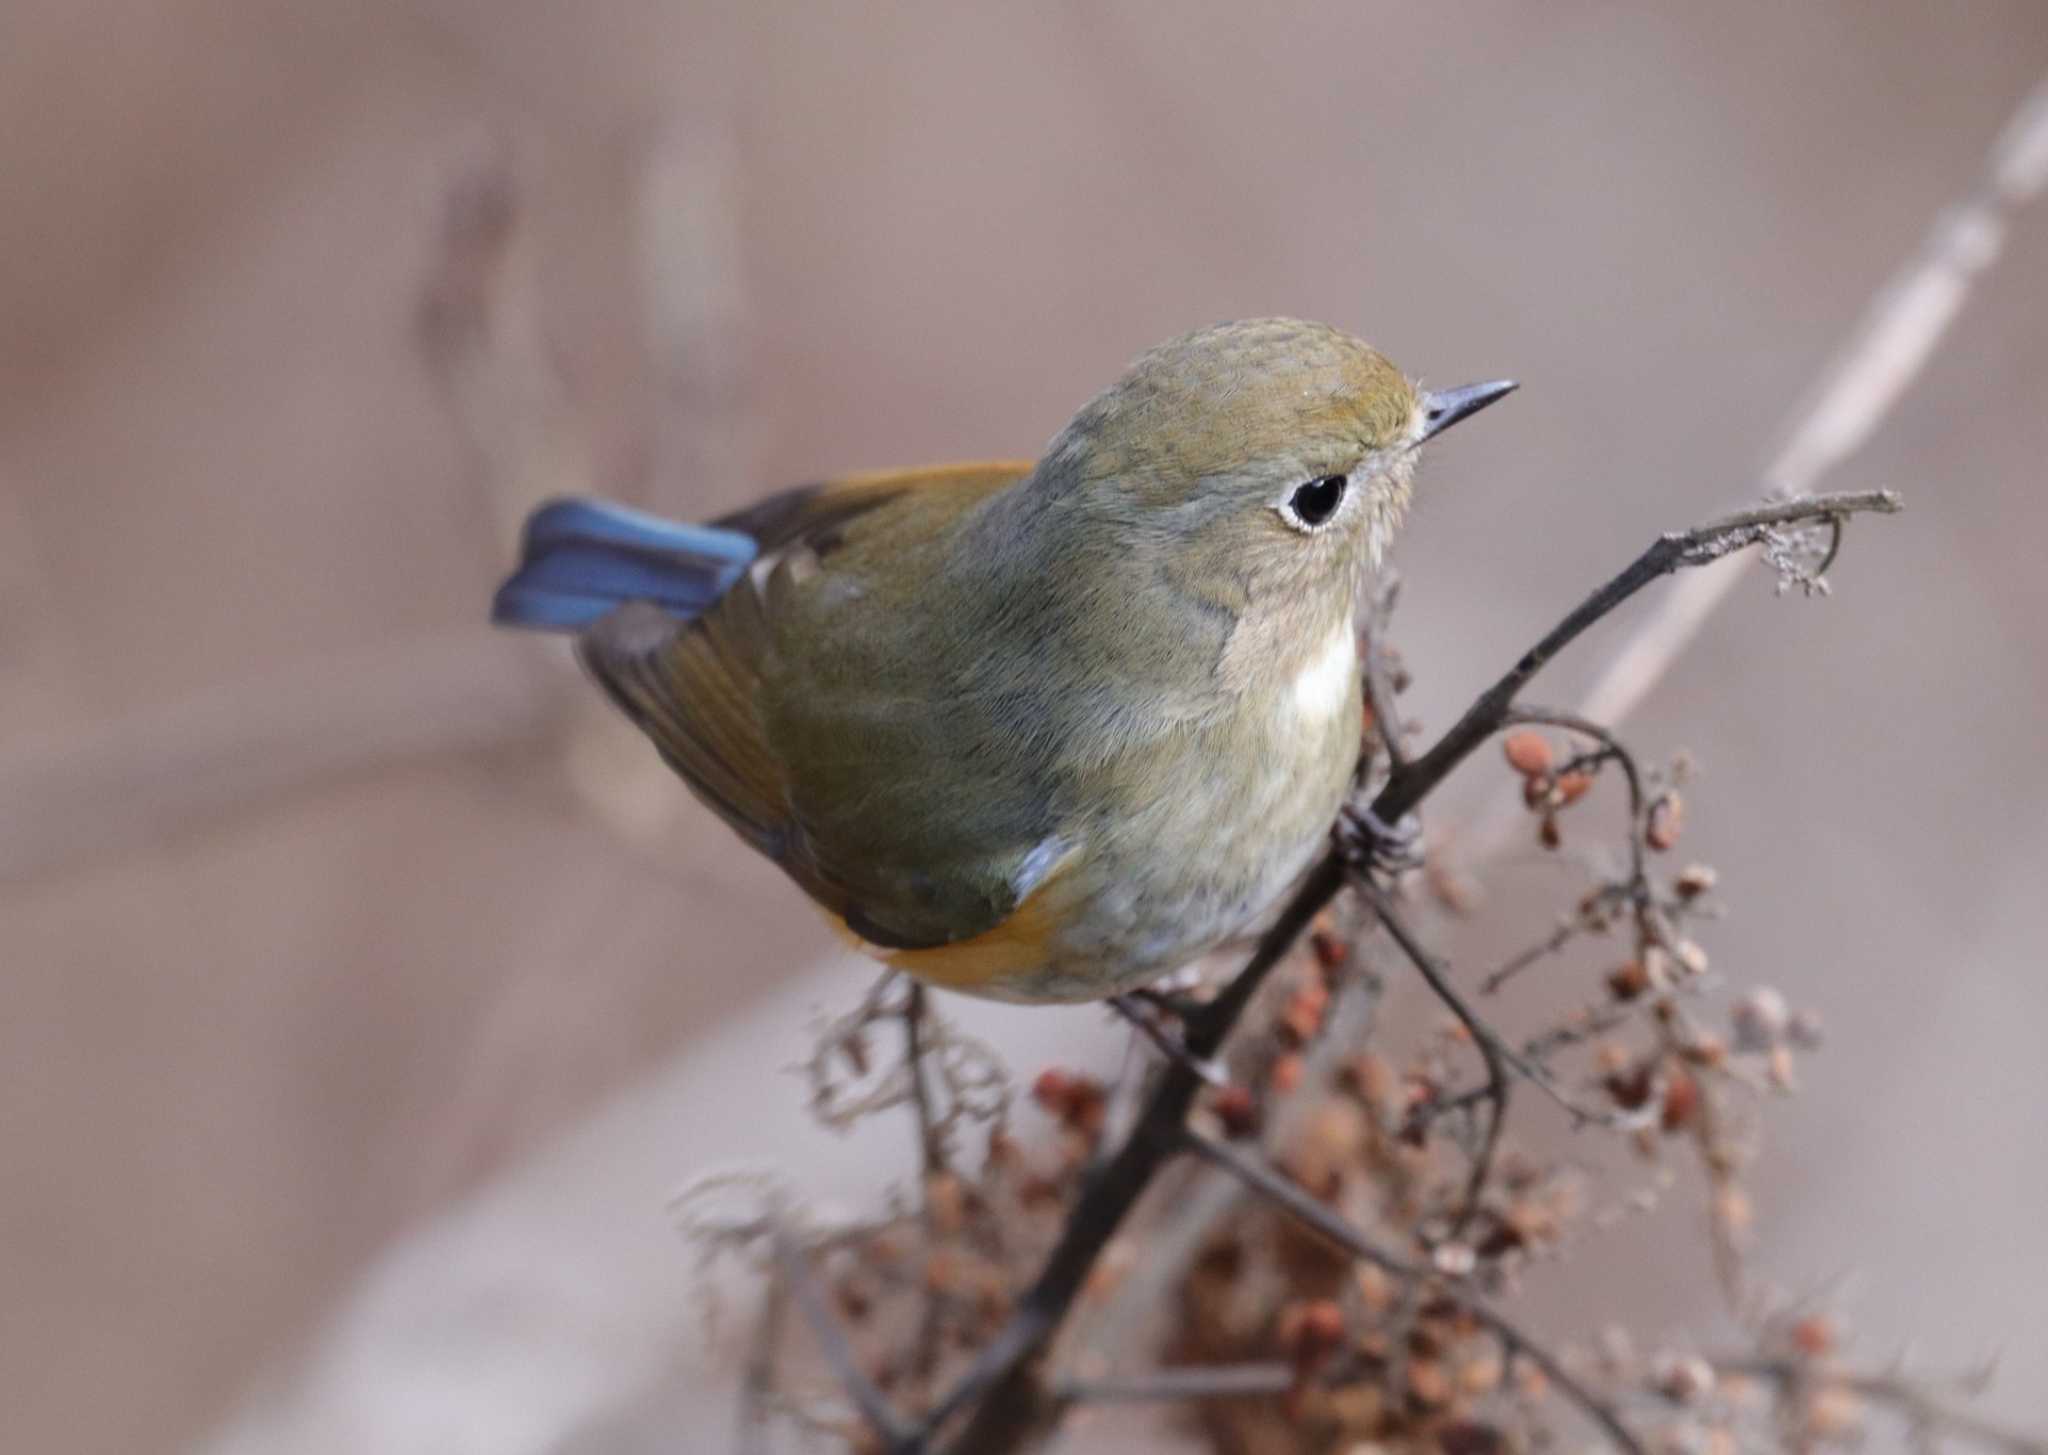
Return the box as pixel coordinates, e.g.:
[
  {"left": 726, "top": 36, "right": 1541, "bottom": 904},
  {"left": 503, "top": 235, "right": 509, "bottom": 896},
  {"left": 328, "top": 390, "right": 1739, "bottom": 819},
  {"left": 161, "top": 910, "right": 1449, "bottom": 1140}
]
[{"left": 491, "top": 498, "right": 758, "bottom": 632}]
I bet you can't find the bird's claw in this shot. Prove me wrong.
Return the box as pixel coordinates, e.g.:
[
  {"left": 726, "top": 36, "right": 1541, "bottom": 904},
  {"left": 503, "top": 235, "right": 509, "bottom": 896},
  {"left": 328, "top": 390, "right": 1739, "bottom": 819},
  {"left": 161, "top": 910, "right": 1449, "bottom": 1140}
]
[{"left": 1340, "top": 803, "right": 1426, "bottom": 876}]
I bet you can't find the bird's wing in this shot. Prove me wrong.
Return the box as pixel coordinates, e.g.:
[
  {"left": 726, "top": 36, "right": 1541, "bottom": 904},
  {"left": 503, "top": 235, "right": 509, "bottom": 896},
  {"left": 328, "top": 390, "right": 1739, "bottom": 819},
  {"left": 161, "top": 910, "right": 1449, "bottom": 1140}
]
[{"left": 579, "top": 462, "right": 1067, "bottom": 954}]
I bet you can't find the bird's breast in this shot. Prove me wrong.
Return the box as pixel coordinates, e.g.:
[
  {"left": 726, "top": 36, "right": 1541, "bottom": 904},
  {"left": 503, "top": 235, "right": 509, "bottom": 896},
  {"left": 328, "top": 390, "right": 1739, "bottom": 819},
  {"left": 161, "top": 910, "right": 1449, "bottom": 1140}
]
[{"left": 999, "top": 626, "right": 1362, "bottom": 1001}]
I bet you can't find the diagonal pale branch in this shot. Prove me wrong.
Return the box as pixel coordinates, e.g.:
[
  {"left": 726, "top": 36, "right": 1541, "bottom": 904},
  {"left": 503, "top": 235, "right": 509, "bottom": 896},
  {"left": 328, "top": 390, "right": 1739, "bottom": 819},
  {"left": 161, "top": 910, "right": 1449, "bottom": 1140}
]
[{"left": 1465, "top": 74, "right": 2048, "bottom": 863}]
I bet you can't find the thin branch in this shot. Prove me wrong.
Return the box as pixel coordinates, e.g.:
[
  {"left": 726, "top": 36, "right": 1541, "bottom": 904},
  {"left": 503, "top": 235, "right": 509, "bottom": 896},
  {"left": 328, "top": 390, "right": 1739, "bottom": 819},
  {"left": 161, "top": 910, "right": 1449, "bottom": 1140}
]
[
  {"left": 903, "top": 983, "right": 948, "bottom": 1178},
  {"left": 772, "top": 1230, "right": 912, "bottom": 1449},
  {"left": 1481, "top": 910, "right": 1600, "bottom": 996},
  {"left": 1059, "top": 1363, "right": 1299, "bottom": 1403},
  {"left": 735, "top": 1272, "right": 791, "bottom": 1455},
  {"left": 1719, "top": 1356, "right": 2048, "bottom": 1455},
  {"left": 1371, "top": 491, "right": 1898, "bottom": 832},
  {"left": 902, "top": 983, "right": 951, "bottom": 1387},
  {"left": 1354, "top": 880, "right": 1510, "bottom": 1236},
  {"left": 1365, "top": 879, "right": 1625, "bottom": 1133},
  {"left": 1179, "top": 1128, "right": 1646, "bottom": 1455}
]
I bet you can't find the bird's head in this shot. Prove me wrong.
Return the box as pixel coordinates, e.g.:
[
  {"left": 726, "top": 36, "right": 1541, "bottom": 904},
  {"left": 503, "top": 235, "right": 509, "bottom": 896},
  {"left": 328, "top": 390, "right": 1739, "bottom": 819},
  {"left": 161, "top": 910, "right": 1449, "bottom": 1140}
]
[{"left": 1037, "top": 318, "right": 1514, "bottom": 633}]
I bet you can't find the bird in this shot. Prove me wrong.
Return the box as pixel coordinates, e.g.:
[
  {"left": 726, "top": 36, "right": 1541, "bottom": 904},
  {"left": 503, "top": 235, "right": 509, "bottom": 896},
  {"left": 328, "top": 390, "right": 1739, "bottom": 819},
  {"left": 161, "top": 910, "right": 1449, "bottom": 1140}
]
[{"left": 494, "top": 318, "right": 1513, "bottom": 1006}]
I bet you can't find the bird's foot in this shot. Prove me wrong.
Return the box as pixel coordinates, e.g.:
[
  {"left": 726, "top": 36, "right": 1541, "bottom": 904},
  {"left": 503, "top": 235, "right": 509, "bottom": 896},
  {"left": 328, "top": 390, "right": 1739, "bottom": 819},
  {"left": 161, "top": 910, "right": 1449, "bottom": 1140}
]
[
  {"left": 1340, "top": 802, "right": 1426, "bottom": 877},
  {"left": 1109, "top": 993, "right": 1228, "bottom": 1086}
]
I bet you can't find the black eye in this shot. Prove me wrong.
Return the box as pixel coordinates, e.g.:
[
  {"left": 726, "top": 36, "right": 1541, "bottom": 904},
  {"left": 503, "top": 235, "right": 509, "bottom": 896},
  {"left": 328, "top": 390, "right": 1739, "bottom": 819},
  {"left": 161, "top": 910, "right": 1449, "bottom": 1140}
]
[{"left": 1286, "top": 474, "right": 1347, "bottom": 529}]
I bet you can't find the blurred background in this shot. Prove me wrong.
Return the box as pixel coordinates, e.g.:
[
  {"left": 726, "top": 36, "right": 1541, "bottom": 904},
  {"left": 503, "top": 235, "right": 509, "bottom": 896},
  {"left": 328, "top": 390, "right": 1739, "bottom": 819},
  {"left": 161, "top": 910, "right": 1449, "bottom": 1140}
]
[{"left": 4, "top": 5, "right": 2046, "bottom": 1452}]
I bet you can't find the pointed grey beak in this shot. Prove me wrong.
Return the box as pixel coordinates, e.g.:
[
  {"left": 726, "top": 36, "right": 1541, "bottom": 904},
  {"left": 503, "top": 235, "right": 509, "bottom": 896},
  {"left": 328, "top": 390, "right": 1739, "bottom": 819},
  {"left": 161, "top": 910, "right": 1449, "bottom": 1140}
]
[{"left": 1419, "top": 379, "right": 1518, "bottom": 442}]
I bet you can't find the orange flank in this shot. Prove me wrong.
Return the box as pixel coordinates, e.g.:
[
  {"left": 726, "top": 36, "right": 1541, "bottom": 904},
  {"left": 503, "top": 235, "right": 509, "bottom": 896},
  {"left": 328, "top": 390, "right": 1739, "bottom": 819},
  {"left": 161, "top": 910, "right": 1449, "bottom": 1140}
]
[{"left": 830, "top": 847, "right": 1080, "bottom": 992}]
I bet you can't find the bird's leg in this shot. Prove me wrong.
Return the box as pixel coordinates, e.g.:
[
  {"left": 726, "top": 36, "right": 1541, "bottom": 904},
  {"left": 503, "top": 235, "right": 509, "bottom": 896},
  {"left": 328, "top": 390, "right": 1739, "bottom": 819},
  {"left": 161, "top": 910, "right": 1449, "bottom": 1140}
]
[
  {"left": 1339, "top": 802, "right": 1425, "bottom": 876},
  {"left": 1108, "top": 993, "right": 1228, "bottom": 1086}
]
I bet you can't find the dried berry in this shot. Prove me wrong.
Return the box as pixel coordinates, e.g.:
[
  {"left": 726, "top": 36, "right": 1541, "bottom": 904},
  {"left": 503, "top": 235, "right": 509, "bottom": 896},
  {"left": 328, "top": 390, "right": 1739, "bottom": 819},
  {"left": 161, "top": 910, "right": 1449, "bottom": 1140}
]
[
  {"left": 1646, "top": 791, "right": 1685, "bottom": 851},
  {"left": 1652, "top": 1351, "right": 1716, "bottom": 1402},
  {"left": 1660, "top": 1067, "right": 1699, "bottom": 1132},
  {"left": 925, "top": 1171, "right": 968, "bottom": 1236},
  {"left": 1277, "top": 1298, "right": 1345, "bottom": 1369},
  {"left": 1408, "top": 1356, "right": 1453, "bottom": 1407},
  {"left": 1212, "top": 1083, "right": 1259, "bottom": 1139},
  {"left": 1503, "top": 730, "right": 1554, "bottom": 778},
  {"left": 1604, "top": 1063, "right": 1656, "bottom": 1111},
  {"left": 1432, "top": 1241, "right": 1477, "bottom": 1277},
  {"left": 1280, "top": 981, "right": 1331, "bottom": 1044},
  {"left": 1675, "top": 862, "right": 1719, "bottom": 900},
  {"left": 1608, "top": 960, "right": 1652, "bottom": 1001},
  {"left": 1789, "top": 1312, "right": 1839, "bottom": 1357}
]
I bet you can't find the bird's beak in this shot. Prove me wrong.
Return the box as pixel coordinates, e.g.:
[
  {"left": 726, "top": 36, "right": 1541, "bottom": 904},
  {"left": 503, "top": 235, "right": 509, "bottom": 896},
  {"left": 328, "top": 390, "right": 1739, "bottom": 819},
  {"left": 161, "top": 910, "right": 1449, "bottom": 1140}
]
[{"left": 1418, "top": 379, "right": 1518, "bottom": 443}]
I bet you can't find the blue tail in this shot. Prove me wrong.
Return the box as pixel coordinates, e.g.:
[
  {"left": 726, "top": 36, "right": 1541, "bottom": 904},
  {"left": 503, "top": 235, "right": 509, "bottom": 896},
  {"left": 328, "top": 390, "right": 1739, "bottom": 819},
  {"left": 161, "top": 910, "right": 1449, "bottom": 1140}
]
[{"left": 491, "top": 497, "right": 759, "bottom": 632}]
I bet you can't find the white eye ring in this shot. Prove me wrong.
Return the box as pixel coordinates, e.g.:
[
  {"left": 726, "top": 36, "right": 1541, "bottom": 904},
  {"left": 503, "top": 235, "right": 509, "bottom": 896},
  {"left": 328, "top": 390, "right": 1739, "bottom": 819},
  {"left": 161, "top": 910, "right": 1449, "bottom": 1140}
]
[{"left": 1278, "top": 473, "right": 1348, "bottom": 533}]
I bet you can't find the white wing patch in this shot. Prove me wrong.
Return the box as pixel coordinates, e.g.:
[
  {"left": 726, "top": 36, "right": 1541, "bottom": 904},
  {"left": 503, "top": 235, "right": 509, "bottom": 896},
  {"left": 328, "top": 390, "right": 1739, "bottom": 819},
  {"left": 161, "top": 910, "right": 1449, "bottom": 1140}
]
[
  {"left": 1011, "top": 834, "right": 1076, "bottom": 900},
  {"left": 1288, "top": 622, "right": 1358, "bottom": 727}
]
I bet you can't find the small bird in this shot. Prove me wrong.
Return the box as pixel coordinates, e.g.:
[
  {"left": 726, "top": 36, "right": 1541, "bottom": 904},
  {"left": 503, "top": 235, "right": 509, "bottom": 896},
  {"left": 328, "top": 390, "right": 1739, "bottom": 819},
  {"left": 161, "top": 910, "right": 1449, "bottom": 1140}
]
[{"left": 494, "top": 319, "right": 1512, "bottom": 1004}]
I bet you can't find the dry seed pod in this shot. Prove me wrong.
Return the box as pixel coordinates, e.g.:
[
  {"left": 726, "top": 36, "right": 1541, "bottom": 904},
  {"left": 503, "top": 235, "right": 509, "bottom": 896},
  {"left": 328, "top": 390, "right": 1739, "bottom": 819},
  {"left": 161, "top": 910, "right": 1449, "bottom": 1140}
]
[
  {"left": 1675, "top": 862, "right": 1718, "bottom": 899},
  {"left": 1608, "top": 960, "right": 1651, "bottom": 1001},
  {"left": 1653, "top": 1351, "right": 1717, "bottom": 1402},
  {"left": 1660, "top": 1067, "right": 1700, "bottom": 1132},
  {"left": 1790, "top": 1312, "right": 1839, "bottom": 1357}
]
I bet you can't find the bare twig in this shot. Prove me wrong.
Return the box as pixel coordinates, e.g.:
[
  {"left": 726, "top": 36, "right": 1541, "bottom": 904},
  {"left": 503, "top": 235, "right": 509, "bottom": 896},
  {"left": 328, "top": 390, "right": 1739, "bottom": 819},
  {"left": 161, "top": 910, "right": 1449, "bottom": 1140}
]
[
  {"left": 773, "top": 1230, "right": 913, "bottom": 1449},
  {"left": 1180, "top": 1129, "right": 1646, "bottom": 1455},
  {"left": 903, "top": 984, "right": 948, "bottom": 1178},
  {"left": 1480, "top": 908, "right": 1604, "bottom": 996},
  {"left": 1373, "top": 492, "right": 1898, "bottom": 834},
  {"left": 736, "top": 1273, "right": 791, "bottom": 1455},
  {"left": 1720, "top": 1356, "right": 2048, "bottom": 1455},
  {"left": 902, "top": 983, "right": 952, "bottom": 1387},
  {"left": 1354, "top": 880, "right": 1511, "bottom": 1236}
]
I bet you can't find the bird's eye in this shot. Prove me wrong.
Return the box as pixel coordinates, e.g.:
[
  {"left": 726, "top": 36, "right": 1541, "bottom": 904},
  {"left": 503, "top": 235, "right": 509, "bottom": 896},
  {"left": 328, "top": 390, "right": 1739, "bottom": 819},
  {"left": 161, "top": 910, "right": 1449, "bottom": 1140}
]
[{"left": 1283, "top": 474, "right": 1348, "bottom": 531}]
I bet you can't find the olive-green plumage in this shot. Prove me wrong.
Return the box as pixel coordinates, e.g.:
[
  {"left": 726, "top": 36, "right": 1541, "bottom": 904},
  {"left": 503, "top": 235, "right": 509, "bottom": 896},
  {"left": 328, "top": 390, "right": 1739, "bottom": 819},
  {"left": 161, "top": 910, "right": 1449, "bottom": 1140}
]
[{"left": 569, "top": 318, "right": 1511, "bottom": 1001}]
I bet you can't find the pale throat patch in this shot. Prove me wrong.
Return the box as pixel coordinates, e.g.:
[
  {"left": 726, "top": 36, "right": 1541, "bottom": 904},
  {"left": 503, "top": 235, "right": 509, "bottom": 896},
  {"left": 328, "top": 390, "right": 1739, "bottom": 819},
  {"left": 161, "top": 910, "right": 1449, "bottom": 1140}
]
[{"left": 1288, "top": 621, "right": 1358, "bottom": 725}]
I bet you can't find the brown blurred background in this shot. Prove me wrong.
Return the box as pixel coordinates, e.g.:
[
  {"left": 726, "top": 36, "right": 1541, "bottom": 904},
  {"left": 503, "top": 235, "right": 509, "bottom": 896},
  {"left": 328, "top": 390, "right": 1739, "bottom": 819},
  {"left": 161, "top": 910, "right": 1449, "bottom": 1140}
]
[{"left": 4, "top": 5, "right": 2046, "bottom": 1453}]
